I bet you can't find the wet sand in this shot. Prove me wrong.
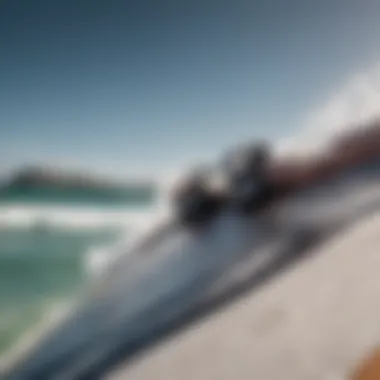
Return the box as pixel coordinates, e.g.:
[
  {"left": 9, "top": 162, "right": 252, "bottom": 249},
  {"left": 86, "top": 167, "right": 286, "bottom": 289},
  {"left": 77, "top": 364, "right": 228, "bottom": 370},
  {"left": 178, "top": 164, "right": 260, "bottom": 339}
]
[{"left": 110, "top": 212, "right": 380, "bottom": 380}]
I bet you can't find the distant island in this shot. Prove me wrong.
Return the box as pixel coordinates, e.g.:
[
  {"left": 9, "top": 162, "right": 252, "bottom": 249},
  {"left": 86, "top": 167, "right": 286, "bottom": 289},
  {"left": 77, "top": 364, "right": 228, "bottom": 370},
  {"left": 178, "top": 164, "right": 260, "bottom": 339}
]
[{"left": 0, "top": 167, "right": 157, "bottom": 206}]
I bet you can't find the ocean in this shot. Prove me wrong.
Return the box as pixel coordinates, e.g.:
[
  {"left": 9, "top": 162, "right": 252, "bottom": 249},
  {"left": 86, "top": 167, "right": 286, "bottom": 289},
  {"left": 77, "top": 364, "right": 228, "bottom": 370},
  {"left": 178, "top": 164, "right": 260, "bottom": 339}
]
[{"left": 0, "top": 188, "right": 163, "bottom": 364}]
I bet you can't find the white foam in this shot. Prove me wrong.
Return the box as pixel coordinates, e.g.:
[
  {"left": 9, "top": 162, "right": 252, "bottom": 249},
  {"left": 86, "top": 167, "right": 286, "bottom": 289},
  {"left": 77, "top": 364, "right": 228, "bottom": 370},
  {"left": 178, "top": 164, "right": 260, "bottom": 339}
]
[
  {"left": 84, "top": 211, "right": 174, "bottom": 278},
  {"left": 0, "top": 178, "right": 172, "bottom": 231},
  {"left": 0, "top": 204, "right": 165, "bottom": 231}
]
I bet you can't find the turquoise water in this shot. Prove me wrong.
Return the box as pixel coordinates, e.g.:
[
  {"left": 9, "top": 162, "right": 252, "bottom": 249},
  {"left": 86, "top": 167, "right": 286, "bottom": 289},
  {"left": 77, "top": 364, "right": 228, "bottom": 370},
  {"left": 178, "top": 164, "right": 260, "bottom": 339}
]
[
  {"left": 0, "top": 185, "right": 156, "bottom": 207},
  {"left": 0, "top": 226, "right": 121, "bottom": 357},
  {"left": 0, "top": 183, "right": 158, "bottom": 359}
]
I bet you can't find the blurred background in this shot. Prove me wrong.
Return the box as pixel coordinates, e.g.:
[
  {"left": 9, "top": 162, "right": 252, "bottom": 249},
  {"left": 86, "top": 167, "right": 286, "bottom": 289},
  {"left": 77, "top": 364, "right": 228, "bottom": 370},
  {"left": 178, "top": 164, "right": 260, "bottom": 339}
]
[{"left": 2, "top": 0, "right": 380, "bottom": 372}]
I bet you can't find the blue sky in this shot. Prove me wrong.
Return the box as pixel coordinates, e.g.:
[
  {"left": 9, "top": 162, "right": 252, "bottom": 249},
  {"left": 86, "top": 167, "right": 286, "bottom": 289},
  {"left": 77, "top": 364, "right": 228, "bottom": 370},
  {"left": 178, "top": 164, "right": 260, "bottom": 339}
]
[{"left": 1, "top": 0, "right": 380, "bottom": 178}]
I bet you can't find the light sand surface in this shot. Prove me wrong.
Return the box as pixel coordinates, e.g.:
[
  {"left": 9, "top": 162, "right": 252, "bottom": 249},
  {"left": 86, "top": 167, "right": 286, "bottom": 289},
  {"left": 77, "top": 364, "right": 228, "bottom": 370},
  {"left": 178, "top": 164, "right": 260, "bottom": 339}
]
[{"left": 110, "top": 212, "right": 380, "bottom": 380}]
